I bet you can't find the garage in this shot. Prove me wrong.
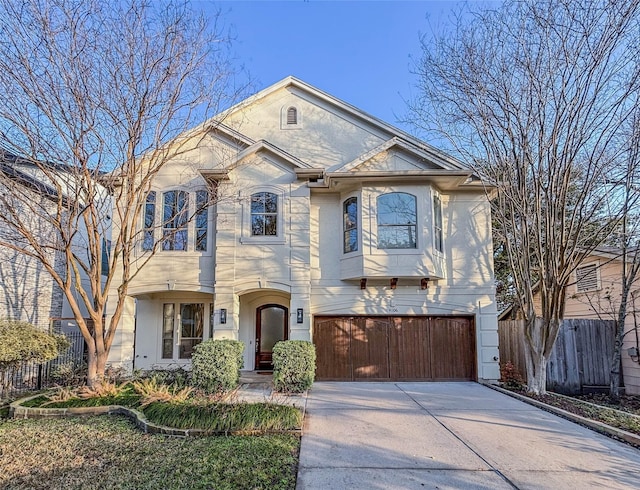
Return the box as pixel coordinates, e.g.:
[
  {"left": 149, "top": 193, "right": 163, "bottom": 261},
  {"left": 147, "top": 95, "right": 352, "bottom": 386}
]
[{"left": 313, "top": 316, "right": 476, "bottom": 381}]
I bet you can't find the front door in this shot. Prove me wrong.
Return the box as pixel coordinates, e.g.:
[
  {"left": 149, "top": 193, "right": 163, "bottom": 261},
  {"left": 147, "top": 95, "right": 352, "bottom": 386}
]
[{"left": 255, "top": 304, "right": 288, "bottom": 370}]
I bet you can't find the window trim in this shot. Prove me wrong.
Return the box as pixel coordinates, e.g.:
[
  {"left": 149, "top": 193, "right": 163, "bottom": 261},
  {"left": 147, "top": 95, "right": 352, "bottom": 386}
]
[
  {"left": 240, "top": 188, "right": 286, "bottom": 244},
  {"left": 250, "top": 191, "right": 279, "bottom": 237},
  {"left": 280, "top": 105, "right": 303, "bottom": 129}
]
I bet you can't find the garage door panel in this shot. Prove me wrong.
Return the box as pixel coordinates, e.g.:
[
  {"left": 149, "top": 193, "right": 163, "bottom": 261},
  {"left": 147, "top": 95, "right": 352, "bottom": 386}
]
[
  {"left": 314, "top": 317, "right": 351, "bottom": 380},
  {"left": 351, "top": 317, "right": 390, "bottom": 379},
  {"left": 314, "top": 316, "right": 475, "bottom": 381},
  {"left": 389, "top": 317, "right": 431, "bottom": 379},
  {"left": 430, "top": 317, "right": 475, "bottom": 380}
]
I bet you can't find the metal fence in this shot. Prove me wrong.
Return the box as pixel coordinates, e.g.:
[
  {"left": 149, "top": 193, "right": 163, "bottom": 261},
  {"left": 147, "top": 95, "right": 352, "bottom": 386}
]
[{"left": 1, "top": 330, "right": 86, "bottom": 401}]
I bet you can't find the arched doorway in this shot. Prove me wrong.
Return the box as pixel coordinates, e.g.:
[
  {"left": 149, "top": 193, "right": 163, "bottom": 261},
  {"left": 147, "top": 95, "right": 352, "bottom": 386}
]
[{"left": 255, "top": 304, "right": 288, "bottom": 370}]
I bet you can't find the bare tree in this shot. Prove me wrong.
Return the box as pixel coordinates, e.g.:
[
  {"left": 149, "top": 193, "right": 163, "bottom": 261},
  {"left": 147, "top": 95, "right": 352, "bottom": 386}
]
[
  {"left": 0, "top": 0, "right": 243, "bottom": 387},
  {"left": 408, "top": 0, "right": 640, "bottom": 393}
]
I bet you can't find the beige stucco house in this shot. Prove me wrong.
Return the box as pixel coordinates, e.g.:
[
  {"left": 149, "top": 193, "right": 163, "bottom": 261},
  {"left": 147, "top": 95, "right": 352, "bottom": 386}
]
[{"left": 105, "top": 77, "right": 500, "bottom": 382}]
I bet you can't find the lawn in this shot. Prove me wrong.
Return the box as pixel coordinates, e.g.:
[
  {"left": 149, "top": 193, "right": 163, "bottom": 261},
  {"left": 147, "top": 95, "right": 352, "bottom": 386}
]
[{"left": 0, "top": 415, "right": 300, "bottom": 490}]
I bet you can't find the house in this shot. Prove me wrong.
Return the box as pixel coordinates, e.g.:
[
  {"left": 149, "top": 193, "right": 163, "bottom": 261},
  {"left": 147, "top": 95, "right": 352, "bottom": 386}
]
[
  {"left": 498, "top": 247, "right": 640, "bottom": 394},
  {"left": 105, "top": 77, "right": 500, "bottom": 382},
  {"left": 560, "top": 248, "right": 640, "bottom": 394},
  {"left": 0, "top": 150, "right": 109, "bottom": 336},
  {"left": 0, "top": 150, "right": 65, "bottom": 331}
]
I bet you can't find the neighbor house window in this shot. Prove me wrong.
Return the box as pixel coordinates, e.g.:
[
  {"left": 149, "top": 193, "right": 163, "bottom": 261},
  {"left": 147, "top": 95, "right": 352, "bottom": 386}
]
[
  {"left": 162, "top": 190, "right": 188, "bottom": 250},
  {"left": 286, "top": 107, "right": 298, "bottom": 125},
  {"left": 195, "top": 190, "right": 208, "bottom": 251},
  {"left": 576, "top": 264, "right": 599, "bottom": 292},
  {"left": 433, "top": 193, "right": 443, "bottom": 253},
  {"left": 251, "top": 192, "right": 278, "bottom": 236},
  {"left": 142, "top": 191, "right": 156, "bottom": 251},
  {"left": 343, "top": 197, "right": 358, "bottom": 253},
  {"left": 377, "top": 192, "right": 417, "bottom": 249}
]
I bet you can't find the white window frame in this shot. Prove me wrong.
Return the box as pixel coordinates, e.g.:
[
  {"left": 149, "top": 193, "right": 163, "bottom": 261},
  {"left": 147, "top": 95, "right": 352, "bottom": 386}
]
[
  {"left": 141, "top": 188, "right": 211, "bottom": 254},
  {"left": 432, "top": 190, "right": 444, "bottom": 255},
  {"left": 375, "top": 192, "right": 418, "bottom": 250},
  {"left": 240, "top": 187, "right": 286, "bottom": 244}
]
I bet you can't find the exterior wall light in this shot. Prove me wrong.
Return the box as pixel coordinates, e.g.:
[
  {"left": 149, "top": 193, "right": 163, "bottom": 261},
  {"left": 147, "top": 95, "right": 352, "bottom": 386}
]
[
  {"left": 220, "top": 309, "right": 227, "bottom": 324},
  {"left": 297, "top": 308, "right": 304, "bottom": 324},
  {"left": 628, "top": 346, "right": 639, "bottom": 362}
]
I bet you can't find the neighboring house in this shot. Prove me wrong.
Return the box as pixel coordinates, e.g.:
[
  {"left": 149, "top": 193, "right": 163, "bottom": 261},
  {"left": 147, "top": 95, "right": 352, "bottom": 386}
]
[
  {"left": 0, "top": 150, "right": 109, "bottom": 335},
  {"left": 105, "top": 77, "right": 500, "bottom": 382},
  {"left": 498, "top": 247, "right": 640, "bottom": 394},
  {"left": 560, "top": 248, "right": 640, "bottom": 395},
  {"left": 0, "top": 151, "right": 65, "bottom": 330}
]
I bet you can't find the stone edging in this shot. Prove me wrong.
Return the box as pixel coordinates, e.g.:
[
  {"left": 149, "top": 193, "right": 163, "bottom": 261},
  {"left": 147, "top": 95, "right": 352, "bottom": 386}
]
[
  {"left": 9, "top": 394, "right": 303, "bottom": 437},
  {"left": 483, "top": 383, "right": 640, "bottom": 447}
]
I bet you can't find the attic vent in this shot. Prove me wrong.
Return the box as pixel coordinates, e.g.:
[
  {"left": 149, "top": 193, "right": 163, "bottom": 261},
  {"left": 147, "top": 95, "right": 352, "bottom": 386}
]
[
  {"left": 576, "top": 264, "right": 598, "bottom": 292},
  {"left": 286, "top": 107, "right": 298, "bottom": 125}
]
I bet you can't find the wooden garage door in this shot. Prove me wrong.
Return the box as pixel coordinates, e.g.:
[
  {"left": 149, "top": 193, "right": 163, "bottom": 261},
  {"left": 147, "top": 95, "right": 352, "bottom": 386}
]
[{"left": 314, "top": 316, "right": 476, "bottom": 381}]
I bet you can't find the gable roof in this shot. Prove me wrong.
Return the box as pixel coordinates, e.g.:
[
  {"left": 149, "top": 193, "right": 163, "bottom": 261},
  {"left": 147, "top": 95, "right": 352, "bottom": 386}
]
[{"left": 217, "top": 76, "right": 467, "bottom": 169}]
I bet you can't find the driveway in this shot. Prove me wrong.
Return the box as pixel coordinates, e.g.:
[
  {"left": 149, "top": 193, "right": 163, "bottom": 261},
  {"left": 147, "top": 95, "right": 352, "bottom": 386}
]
[{"left": 296, "top": 382, "right": 640, "bottom": 489}]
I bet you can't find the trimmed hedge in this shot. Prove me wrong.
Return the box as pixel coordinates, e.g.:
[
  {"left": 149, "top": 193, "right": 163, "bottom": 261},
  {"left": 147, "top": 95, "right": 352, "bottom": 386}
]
[
  {"left": 0, "top": 318, "right": 70, "bottom": 370},
  {"left": 272, "top": 340, "right": 316, "bottom": 393},
  {"left": 191, "top": 339, "right": 244, "bottom": 394}
]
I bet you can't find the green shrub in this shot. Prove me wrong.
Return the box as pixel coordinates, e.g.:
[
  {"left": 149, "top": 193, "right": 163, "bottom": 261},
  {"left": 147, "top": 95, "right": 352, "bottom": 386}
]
[
  {"left": 272, "top": 340, "right": 316, "bottom": 393},
  {"left": 191, "top": 339, "right": 244, "bottom": 394},
  {"left": 0, "top": 318, "right": 70, "bottom": 370},
  {"left": 143, "top": 401, "right": 302, "bottom": 431}
]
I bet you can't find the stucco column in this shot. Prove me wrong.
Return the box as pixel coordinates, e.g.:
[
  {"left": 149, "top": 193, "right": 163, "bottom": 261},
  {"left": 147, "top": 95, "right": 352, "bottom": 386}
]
[{"left": 211, "top": 289, "right": 239, "bottom": 340}]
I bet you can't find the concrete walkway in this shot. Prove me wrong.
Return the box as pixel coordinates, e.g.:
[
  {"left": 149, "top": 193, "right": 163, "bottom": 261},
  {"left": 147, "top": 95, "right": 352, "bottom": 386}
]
[{"left": 296, "top": 382, "right": 640, "bottom": 489}]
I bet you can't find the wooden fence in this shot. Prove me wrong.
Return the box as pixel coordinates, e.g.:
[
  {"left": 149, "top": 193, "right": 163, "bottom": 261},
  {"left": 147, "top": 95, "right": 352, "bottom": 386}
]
[{"left": 498, "top": 319, "right": 616, "bottom": 394}]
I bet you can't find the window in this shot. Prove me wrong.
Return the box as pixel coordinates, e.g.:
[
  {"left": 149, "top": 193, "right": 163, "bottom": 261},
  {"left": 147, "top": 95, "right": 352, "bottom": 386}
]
[
  {"left": 286, "top": 107, "right": 297, "bottom": 125},
  {"left": 142, "top": 191, "right": 156, "bottom": 251},
  {"left": 377, "top": 192, "right": 417, "bottom": 249},
  {"left": 343, "top": 197, "right": 358, "bottom": 253},
  {"left": 162, "top": 303, "right": 204, "bottom": 360},
  {"left": 101, "top": 238, "right": 111, "bottom": 276},
  {"left": 195, "top": 190, "right": 208, "bottom": 251},
  {"left": 162, "top": 190, "right": 188, "bottom": 251},
  {"left": 251, "top": 192, "right": 278, "bottom": 236},
  {"left": 433, "top": 193, "right": 443, "bottom": 253},
  {"left": 576, "top": 264, "right": 599, "bottom": 292},
  {"left": 162, "top": 303, "right": 174, "bottom": 359}
]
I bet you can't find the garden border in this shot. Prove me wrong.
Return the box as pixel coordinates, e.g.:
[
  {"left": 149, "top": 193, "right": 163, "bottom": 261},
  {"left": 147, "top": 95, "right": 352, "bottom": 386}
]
[
  {"left": 9, "top": 394, "right": 303, "bottom": 437},
  {"left": 483, "top": 383, "right": 640, "bottom": 447}
]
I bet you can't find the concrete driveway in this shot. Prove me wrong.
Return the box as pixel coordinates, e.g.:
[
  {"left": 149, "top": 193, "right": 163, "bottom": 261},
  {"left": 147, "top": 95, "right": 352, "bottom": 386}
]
[{"left": 296, "top": 382, "right": 640, "bottom": 489}]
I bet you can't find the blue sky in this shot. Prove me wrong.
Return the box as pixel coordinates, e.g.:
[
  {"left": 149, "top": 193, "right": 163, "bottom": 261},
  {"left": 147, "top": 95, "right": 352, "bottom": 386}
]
[{"left": 199, "top": 1, "right": 464, "bottom": 133}]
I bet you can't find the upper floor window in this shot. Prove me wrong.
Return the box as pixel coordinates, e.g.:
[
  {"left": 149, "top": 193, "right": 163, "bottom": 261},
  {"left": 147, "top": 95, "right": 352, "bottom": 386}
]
[
  {"left": 286, "top": 106, "right": 298, "bottom": 125},
  {"left": 162, "top": 190, "right": 189, "bottom": 251},
  {"left": 142, "top": 191, "right": 156, "bottom": 251},
  {"left": 576, "top": 263, "right": 599, "bottom": 292},
  {"left": 251, "top": 192, "right": 278, "bottom": 236},
  {"left": 377, "top": 192, "right": 417, "bottom": 249},
  {"left": 343, "top": 197, "right": 358, "bottom": 253},
  {"left": 195, "top": 190, "right": 208, "bottom": 251},
  {"left": 433, "top": 193, "right": 443, "bottom": 253}
]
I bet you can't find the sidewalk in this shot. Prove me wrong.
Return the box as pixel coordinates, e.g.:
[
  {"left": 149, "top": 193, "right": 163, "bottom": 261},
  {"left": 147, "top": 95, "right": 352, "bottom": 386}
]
[{"left": 296, "top": 382, "right": 640, "bottom": 489}]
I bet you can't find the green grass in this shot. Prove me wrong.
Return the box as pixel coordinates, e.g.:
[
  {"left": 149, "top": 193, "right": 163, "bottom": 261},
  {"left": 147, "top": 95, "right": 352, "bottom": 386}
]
[
  {"left": 144, "top": 401, "right": 303, "bottom": 432},
  {"left": 0, "top": 415, "right": 300, "bottom": 489}
]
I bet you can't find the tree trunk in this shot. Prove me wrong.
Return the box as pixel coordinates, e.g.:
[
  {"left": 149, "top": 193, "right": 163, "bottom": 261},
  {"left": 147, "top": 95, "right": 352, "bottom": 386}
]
[
  {"left": 610, "top": 317, "right": 625, "bottom": 401},
  {"left": 524, "top": 318, "right": 549, "bottom": 395}
]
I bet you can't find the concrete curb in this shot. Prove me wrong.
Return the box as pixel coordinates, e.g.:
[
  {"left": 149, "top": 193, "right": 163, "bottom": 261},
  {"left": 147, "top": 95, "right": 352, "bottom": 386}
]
[
  {"left": 483, "top": 383, "right": 640, "bottom": 447},
  {"left": 9, "top": 393, "right": 303, "bottom": 437}
]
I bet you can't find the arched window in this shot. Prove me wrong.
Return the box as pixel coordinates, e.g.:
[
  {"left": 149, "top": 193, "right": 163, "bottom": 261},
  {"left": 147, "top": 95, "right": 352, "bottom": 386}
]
[
  {"left": 377, "top": 192, "right": 417, "bottom": 249},
  {"left": 286, "top": 106, "right": 298, "bottom": 125},
  {"left": 251, "top": 192, "right": 278, "bottom": 236},
  {"left": 343, "top": 197, "right": 358, "bottom": 253}
]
